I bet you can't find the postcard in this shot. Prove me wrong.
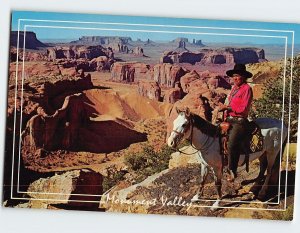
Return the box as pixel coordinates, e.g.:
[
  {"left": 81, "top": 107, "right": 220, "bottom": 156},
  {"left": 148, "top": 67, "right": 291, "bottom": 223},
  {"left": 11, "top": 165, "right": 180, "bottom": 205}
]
[{"left": 2, "top": 11, "right": 299, "bottom": 220}]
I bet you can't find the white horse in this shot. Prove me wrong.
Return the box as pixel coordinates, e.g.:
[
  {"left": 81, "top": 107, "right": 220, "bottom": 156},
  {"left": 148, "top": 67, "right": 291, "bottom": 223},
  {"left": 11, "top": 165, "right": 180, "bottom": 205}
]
[{"left": 167, "top": 108, "right": 288, "bottom": 207}]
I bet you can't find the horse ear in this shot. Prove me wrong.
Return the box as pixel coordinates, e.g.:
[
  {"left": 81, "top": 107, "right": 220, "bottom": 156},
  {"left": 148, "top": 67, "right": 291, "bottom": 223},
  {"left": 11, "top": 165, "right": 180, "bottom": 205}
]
[{"left": 185, "top": 107, "right": 190, "bottom": 117}]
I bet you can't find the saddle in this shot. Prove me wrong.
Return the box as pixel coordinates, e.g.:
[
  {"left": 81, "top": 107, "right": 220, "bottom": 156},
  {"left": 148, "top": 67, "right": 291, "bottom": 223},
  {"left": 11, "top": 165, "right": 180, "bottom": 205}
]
[{"left": 219, "top": 120, "right": 263, "bottom": 172}]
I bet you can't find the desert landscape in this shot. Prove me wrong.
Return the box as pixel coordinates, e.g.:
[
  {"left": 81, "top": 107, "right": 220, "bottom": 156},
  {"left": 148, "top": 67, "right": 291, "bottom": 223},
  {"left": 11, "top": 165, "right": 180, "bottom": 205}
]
[{"left": 3, "top": 29, "right": 298, "bottom": 220}]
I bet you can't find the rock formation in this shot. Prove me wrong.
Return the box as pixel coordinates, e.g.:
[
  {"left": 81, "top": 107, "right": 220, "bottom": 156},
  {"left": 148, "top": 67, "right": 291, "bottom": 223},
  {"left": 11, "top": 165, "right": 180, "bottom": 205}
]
[
  {"left": 174, "top": 40, "right": 189, "bottom": 53},
  {"left": 10, "top": 48, "right": 47, "bottom": 62},
  {"left": 144, "top": 38, "right": 155, "bottom": 46},
  {"left": 172, "top": 37, "right": 189, "bottom": 44},
  {"left": 247, "top": 60, "right": 283, "bottom": 84},
  {"left": 10, "top": 31, "right": 47, "bottom": 49},
  {"left": 207, "top": 75, "right": 231, "bottom": 90},
  {"left": 192, "top": 39, "right": 205, "bottom": 46},
  {"left": 133, "top": 46, "right": 144, "bottom": 56},
  {"left": 99, "top": 158, "right": 207, "bottom": 214},
  {"left": 47, "top": 45, "right": 112, "bottom": 61},
  {"left": 165, "top": 72, "right": 230, "bottom": 138},
  {"left": 90, "top": 56, "right": 114, "bottom": 71},
  {"left": 164, "top": 82, "right": 184, "bottom": 104},
  {"left": 21, "top": 93, "right": 91, "bottom": 152},
  {"left": 21, "top": 90, "right": 148, "bottom": 156},
  {"left": 138, "top": 81, "right": 161, "bottom": 101},
  {"left": 160, "top": 51, "right": 204, "bottom": 65},
  {"left": 74, "top": 36, "right": 132, "bottom": 45},
  {"left": 9, "top": 61, "right": 61, "bottom": 78},
  {"left": 109, "top": 43, "right": 129, "bottom": 53},
  {"left": 180, "top": 70, "right": 202, "bottom": 93},
  {"left": 9, "top": 60, "right": 96, "bottom": 83},
  {"left": 160, "top": 47, "right": 266, "bottom": 65},
  {"left": 153, "top": 63, "right": 187, "bottom": 87},
  {"left": 111, "top": 62, "right": 151, "bottom": 83},
  {"left": 110, "top": 62, "right": 187, "bottom": 87},
  {"left": 45, "top": 46, "right": 115, "bottom": 72},
  {"left": 26, "top": 169, "right": 103, "bottom": 209},
  {"left": 166, "top": 89, "right": 213, "bottom": 136}
]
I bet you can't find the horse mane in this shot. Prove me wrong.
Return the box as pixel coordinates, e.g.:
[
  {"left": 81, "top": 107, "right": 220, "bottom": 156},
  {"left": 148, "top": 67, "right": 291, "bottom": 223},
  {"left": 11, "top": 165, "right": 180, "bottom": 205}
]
[{"left": 191, "top": 113, "right": 218, "bottom": 137}]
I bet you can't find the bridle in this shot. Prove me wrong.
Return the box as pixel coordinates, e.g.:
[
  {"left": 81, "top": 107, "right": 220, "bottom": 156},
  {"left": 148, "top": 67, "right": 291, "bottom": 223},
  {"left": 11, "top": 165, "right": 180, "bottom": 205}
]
[{"left": 172, "top": 114, "right": 218, "bottom": 155}]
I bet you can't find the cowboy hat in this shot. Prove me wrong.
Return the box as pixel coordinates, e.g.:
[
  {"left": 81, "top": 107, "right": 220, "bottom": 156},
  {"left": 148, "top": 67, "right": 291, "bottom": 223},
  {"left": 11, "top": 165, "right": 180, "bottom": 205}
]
[{"left": 226, "top": 64, "right": 253, "bottom": 79}]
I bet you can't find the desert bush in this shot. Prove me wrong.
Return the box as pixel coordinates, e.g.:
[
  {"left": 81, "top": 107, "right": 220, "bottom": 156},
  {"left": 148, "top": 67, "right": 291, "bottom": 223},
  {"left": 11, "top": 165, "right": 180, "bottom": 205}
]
[
  {"left": 125, "top": 143, "right": 176, "bottom": 183},
  {"left": 102, "top": 141, "right": 189, "bottom": 191},
  {"left": 102, "top": 165, "right": 127, "bottom": 192}
]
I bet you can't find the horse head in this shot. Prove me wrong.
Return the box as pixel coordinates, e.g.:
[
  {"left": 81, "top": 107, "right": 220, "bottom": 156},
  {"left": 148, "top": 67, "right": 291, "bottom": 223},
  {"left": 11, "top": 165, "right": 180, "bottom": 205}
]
[{"left": 167, "top": 107, "right": 192, "bottom": 148}]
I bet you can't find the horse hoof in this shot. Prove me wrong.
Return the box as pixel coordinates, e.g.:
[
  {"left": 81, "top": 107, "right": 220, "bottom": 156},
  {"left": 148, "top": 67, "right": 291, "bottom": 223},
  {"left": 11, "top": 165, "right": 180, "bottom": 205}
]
[
  {"left": 210, "top": 200, "right": 220, "bottom": 211},
  {"left": 191, "top": 195, "right": 199, "bottom": 202},
  {"left": 250, "top": 185, "right": 260, "bottom": 195},
  {"left": 257, "top": 190, "right": 267, "bottom": 201}
]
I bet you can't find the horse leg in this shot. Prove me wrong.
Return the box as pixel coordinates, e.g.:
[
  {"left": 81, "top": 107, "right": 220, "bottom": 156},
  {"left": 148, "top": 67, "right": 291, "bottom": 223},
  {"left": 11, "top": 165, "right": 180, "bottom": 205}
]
[
  {"left": 257, "top": 166, "right": 272, "bottom": 200},
  {"left": 192, "top": 163, "right": 209, "bottom": 202},
  {"left": 258, "top": 150, "right": 281, "bottom": 200},
  {"left": 191, "top": 173, "right": 208, "bottom": 202},
  {"left": 211, "top": 167, "right": 223, "bottom": 209},
  {"left": 250, "top": 152, "right": 267, "bottom": 194}
]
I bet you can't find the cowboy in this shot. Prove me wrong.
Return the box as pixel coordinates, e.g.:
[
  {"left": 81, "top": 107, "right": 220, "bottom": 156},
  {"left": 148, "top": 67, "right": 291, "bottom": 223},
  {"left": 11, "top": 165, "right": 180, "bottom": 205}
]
[{"left": 218, "top": 64, "right": 253, "bottom": 180}]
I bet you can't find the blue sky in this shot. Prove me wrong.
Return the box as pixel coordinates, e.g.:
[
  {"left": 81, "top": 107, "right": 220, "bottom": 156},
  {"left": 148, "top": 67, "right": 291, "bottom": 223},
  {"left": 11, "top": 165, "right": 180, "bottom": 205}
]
[{"left": 11, "top": 11, "right": 300, "bottom": 49}]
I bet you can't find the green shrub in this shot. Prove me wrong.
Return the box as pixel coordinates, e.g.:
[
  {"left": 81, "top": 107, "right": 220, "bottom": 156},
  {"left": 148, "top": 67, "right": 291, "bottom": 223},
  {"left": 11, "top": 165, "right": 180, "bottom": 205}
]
[
  {"left": 102, "top": 165, "right": 127, "bottom": 192},
  {"left": 125, "top": 144, "right": 175, "bottom": 183},
  {"left": 102, "top": 141, "right": 189, "bottom": 191}
]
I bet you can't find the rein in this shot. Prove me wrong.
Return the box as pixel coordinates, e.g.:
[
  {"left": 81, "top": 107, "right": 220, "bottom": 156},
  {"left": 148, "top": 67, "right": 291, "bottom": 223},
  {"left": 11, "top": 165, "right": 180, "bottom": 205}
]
[{"left": 172, "top": 117, "right": 218, "bottom": 155}]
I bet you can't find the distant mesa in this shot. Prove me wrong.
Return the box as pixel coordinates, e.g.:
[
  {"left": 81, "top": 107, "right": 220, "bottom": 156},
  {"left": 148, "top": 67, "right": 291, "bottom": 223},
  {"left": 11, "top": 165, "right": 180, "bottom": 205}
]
[
  {"left": 46, "top": 45, "right": 115, "bottom": 72},
  {"left": 172, "top": 37, "right": 205, "bottom": 47},
  {"left": 145, "top": 38, "right": 153, "bottom": 45},
  {"left": 71, "top": 36, "right": 132, "bottom": 45},
  {"left": 47, "top": 45, "right": 112, "bottom": 61},
  {"left": 70, "top": 36, "right": 149, "bottom": 56},
  {"left": 174, "top": 40, "right": 189, "bottom": 53},
  {"left": 109, "top": 43, "right": 129, "bottom": 53},
  {"left": 161, "top": 47, "right": 267, "bottom": 65},
  {"left": 132, "top": 46, "right": 144, "bottom": 56},
  {"left": 192, "top": 39, "right": 205, "bottom": 46},
  {"left": 10, "top": 31, "right": 47, "bottom": 50},
  {"left": 161, "top": 51, "right": 202, "bottom": 64},
  {"left": 172, "top": 37, "right": 189, "bottom": 44}
]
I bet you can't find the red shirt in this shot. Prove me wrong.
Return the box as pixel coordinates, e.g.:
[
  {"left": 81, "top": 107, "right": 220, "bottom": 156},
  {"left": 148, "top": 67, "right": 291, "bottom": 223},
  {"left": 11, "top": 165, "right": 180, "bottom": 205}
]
[{"left": 227, "top": 83, "right": 253, "bottom": 118}]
